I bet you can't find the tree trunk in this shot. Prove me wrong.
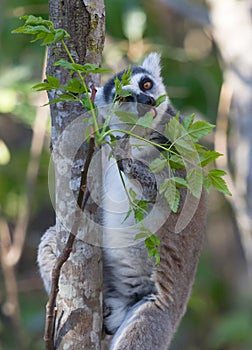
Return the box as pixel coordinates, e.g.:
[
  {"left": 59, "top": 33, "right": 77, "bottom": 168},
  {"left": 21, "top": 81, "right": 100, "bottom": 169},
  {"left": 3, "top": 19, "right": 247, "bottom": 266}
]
[
  {"left": 207, "top": 0, "right": 252, "bottom": 280},
  {"left": 46, "top": 0, "right": 105, "bottom": 349}
]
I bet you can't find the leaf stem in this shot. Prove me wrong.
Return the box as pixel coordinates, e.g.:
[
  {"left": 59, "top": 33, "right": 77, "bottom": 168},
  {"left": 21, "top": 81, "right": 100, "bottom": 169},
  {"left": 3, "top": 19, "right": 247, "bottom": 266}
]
[{"left": 61, "top": 40, "right": 100, "bottom": 136}]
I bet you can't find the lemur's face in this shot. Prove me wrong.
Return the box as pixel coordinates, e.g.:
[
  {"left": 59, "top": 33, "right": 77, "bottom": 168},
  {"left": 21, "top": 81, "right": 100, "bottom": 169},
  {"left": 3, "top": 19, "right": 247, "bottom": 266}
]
[
  {"left": 95, "top": 53, "right": 169, "bottom": 124},
  {"left": 116, "top": 69, "right": 161, "bottom": 117}
]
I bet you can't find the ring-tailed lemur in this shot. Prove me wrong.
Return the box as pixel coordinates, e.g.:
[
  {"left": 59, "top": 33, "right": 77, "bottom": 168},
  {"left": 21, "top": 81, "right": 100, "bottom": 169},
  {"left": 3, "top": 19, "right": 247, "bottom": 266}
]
[{"left": 38, "top": 53, "right": 207, "bottom": 350}]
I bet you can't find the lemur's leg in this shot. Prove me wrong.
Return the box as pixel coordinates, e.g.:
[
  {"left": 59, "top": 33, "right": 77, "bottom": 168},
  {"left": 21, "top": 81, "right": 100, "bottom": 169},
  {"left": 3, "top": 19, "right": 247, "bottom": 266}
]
[
  {"left": 37, "top": 226, "right": 57, "bottom": 294},
  {"left": 109, "top": 299, "right": 173, "bottom": 350}
]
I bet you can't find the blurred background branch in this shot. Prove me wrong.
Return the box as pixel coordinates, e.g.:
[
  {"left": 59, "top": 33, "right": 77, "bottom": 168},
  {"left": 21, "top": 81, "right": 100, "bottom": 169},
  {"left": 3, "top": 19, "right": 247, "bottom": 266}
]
[
  {"left": 160, "top": 0, "right": 210, "bottom": 26},
  {"left": 207, "top": 0, "right": 252, "bottom": 280},
  {"left": 5, "top": 55, "right": 49, "bottom": 267},
  {"left": 0, "top": 51, "right": 50, "bottom": 349}
]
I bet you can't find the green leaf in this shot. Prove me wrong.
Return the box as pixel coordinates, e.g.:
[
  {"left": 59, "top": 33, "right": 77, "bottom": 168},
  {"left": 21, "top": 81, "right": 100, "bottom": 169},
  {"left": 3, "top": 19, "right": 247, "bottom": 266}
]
[
  {"left": 122, "top": 208, "right": 133, "bottom": 223},
  {"left": 203, "top": 174, "right": 212, "bottom": 194},
  {"left": 52, "top": 29, "right": 69, "bottom": 43},
  {"left": 45, "top": 93, "right": 77, "bottom": 105},
  {"left": 47, "top": 76, "right": 60, "bottom": 88},
  {"left": 208, "top": 169, "right": 227, "bottom": 177},
  {"left": 139, "top": 225, "right": 152, "bottom": 237},
  {"left": 137, "top": 200, "right": 149, "bottom": 211},
  {"left": 12, "top": 23, "right": 49, "bottom": 35},
  {"left": 182, "top": 114, "right": 195, "bottom": 129},
  {"left": 155, "top": 94, "right": 167, "bottom": 107},
  {"left": 121, "top": 67, "right": 132, "bottom": 86},
  {"left": 62, "top": 78, "right": 85, "bottom": 94},
  {"left": 175, "top": 139, "right": 197, "bottom": 160},
  {"left": 165, "top": 117, "right": 196, "bottom": 159},
  {"left": 164, "top": 185, "right": 180, "bottom": 213},
  {"left": 172, "top": 177, "right": 188, "bottom": 188},
  {"left": 58, "top": 93, "right": 77, "bottom": 101},
  {"left": 39, "top": 32, "right": 55, "bottom": 45},
  {"left": 199, "top": 150, "right": 223, "bottom": 167},
  {"left": 159, "top": 178, "right": 185, "bottom": 211},
  {"left": 159, "top": 179, "right": 169, "bottom": 194},
  {"left": 20, "top": 15, "right": 54, "bottom": 29},
  {"left": 134, "top": 232, "right": 147, "bottom": 240},
  {"left": 114, "top": 76, "right": 122, "bottom": 93},
  {"left": 54, "top": 59, "right": 75, "bottom": 70},
  {"left": 12, "top": 15, "right": 70, "bottom": 46},
  {"left": 55, "top": 61, "right": 106, "bottom": 74},
  {"left": 164, "top": 115, "right": 182, "bottom": 141},
  {"left": 149, "top": 233, "right": 160, "bottom": 246},
  {"left": 32, "top": 76, "right": 60, "bottom": 91},
  {"left": 135, "top": 226, "right": 160, "bottom": 265},
  {"left": 134, "top": 208, "right": 145, "bottom": 224},
  {"left": 154, "top": 252, "right": 160, "bottom": 265},
  {"left": 114, "top": 110, "right": 138, "bottom": 125},
  {"left": 149, "top": 157, "right": 167, "bottom": 174},
  {"left": 136, "top": 112, "right": 153, "bottom": 128},
  {"left": 186, "top": 167, "right": 203, "bottom": 199},
  {"left": 32, "top": 82, "right": 50, "bottom": 92},
  {"left": 168, "top": 154, "right": 185, "bottom": 169},
  {"left": 72, "top": 63, "right": 96, "bottom": 73},
  {"left": 206, "top": 169, "right": 231, "bottom": 196},
  {"left": 187, "top": 120, "right": 215, "bottom": 142},
  {"left": 161, "top": 178, "right": 179, "bottom": 212},
  {"left": 81, "top": 97, "right": 95, "bottom": 111},
  {"left": 81, "top": 63, "right": 110, "bottom": 73},
  {"left": 145, "top": 233, "right": 160, "bottom": 265},
  {"left": 114, "top": 69, "right": 132, "bottom": 98},
  {"left": 117, "top": 90, "right": 132, "bottom": 98},
  {"left": 129, "top": 187, "right": 137, "bottom": 201}
]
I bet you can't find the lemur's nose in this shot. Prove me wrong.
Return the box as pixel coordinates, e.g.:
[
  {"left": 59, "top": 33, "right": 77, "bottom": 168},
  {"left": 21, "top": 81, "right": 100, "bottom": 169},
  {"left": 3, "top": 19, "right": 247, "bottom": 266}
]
[{"left": 137, "top": 93, "right": 156, "bottom": 106}]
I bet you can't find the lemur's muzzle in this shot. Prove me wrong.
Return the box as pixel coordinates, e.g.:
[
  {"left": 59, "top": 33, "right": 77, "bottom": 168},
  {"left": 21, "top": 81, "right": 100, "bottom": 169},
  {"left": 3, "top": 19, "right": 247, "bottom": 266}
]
[{"left": 136, "top": 93, "right": 156, "bottom": 117}]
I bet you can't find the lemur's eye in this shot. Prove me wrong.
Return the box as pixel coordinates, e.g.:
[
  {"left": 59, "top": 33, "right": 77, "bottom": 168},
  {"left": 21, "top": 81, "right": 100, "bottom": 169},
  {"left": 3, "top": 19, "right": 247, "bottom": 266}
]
[
  {"left": 115, "top": 95, "right": 127, "bottom": 103},
  {"left": 143, "top": 81, "right": 152, "bottom": 90},
  {"left": 140, "top": 78, "right": 153, "bottom": 91}
]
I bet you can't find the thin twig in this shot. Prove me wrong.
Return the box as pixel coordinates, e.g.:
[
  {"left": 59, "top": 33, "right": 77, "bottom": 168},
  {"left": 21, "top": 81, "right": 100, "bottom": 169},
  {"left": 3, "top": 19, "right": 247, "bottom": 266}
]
[
  {"left": 77, "top": 126, "right": 95, "bottom": 210},
  {"left": 44, "top": 86, "right": 97, "bottom": 350}
]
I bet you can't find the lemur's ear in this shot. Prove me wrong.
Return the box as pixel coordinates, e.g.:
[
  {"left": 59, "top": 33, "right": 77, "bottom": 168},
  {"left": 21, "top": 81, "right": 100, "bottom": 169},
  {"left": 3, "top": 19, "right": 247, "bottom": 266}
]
[{"left": 141, "top": 52, "right": 161, "bottom": 78}]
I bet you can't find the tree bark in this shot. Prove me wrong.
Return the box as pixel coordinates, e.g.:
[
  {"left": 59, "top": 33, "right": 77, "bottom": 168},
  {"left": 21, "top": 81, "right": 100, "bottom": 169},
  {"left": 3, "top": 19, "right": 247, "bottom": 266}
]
[{"left": 46, "top": 1, "right": 105, "bottom": 349}]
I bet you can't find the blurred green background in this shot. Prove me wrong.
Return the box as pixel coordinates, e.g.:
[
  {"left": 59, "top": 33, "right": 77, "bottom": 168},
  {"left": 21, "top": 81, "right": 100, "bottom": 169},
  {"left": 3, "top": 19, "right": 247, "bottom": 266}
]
[{"left": 0, "top": 1, "right": 251, "bottom": 349}]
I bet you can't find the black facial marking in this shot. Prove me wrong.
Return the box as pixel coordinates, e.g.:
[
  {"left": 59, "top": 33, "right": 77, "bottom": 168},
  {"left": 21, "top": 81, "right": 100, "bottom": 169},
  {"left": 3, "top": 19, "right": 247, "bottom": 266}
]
[
  {"left": 103, "top": 66, "right": 150, "bottom": 103},
  {"left": 139, "top": 76, "right": 154, "bottom": 91},
  {"left": 136, "top": 93, "right": 155, "bottom": 106}
]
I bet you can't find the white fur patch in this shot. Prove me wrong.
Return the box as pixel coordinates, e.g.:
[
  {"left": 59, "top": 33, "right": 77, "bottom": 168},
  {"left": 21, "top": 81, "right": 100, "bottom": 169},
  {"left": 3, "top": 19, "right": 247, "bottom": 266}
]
[{"left": 141, "top": 52, "right": 162, "bottom": 77}]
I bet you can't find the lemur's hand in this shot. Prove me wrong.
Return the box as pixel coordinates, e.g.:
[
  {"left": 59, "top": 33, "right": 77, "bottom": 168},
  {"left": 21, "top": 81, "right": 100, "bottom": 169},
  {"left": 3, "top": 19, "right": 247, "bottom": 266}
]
[{"left": 112, "top": 135, "right": 132, "bottom": 174}]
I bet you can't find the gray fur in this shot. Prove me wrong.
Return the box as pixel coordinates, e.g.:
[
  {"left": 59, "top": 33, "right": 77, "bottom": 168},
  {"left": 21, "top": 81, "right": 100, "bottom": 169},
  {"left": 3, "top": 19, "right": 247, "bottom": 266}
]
[{"left": 37, "top": 53, "right": 207, "bottom": 350}]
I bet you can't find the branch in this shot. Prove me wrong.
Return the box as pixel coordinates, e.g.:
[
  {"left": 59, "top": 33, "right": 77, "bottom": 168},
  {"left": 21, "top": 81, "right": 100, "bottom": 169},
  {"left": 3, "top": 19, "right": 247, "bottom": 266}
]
[{"left": 160, "top": 0, "right": 210, "bottom": 27}]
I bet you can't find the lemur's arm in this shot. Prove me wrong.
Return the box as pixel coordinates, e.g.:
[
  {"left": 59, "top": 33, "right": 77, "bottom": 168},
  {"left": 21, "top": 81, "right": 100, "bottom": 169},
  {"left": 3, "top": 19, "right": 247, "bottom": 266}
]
[{"left": 112, "top": 135, "right": 157, "bottom": 201}]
